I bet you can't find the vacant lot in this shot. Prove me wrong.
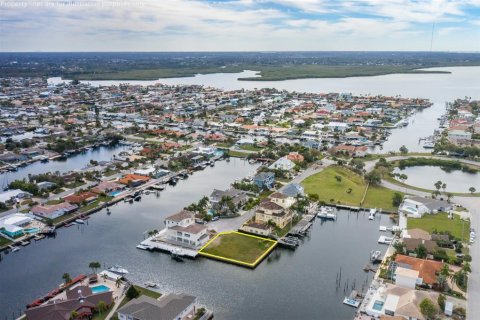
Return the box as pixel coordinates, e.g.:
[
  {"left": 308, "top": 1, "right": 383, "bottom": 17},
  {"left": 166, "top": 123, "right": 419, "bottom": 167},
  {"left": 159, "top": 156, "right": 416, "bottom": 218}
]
[
  {"left": 199, "top": 231, "right": 277, "bottom": 267},
  {"left": 364, "top": 185, "right": 404, "bottom": 212},
  {"left": 407, "top": 212, "right": 471, "bottom": 241},
  {"left": 302, "top": 166, "right": 366, "bottom": 205}
]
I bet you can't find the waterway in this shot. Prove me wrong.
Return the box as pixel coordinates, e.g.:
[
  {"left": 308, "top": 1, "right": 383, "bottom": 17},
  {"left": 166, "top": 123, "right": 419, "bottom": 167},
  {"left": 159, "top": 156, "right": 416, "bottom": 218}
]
[
  {"left": 0, "top": 144, "right": 128, "bottom": 188},
  {"left": 50, "top": 66, "right": 480, "bottom": 154},
  {"left": 0, "top": 157, "right": 393, "bottom": 319},
  {"left": 393, "top": 166, "right": 480, "bottom": 193}
]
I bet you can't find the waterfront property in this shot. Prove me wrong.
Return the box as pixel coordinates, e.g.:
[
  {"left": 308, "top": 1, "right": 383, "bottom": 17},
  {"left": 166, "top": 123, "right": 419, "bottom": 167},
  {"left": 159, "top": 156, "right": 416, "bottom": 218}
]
[
  {"left": 199, "top": 231, "right": 277, "bottom": 268},
  {"left": 406, "top": 211, "right": 470, "bottom": 241},
  {"left": 31, "top": 202, "right": 78, "bottom": 220},
  {"left": 164, "top": 210, "right": 209, "bottom": 248},
  {"left": 117, "top": 293, "right": 197, "bottom": 320},
  {"left": 399, "top": 196, "right": 452, "bottom": 218}
]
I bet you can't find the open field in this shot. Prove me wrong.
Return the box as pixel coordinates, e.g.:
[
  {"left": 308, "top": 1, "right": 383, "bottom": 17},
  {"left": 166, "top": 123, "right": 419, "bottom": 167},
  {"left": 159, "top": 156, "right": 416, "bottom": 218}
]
[
  {"left": 199, "top": 231, "right": 277, "bottom": 267},
  {"left": 302, "top": 165, "right": 404, "bottom": 211},
  {"left": 302, "top": 165, "right": 366, "bottom": 205},
  {"left": 228, "top": 150, "right": 250, "bottom": 158},
  {"left": 407, "top": 212, "right": 471, "bottom": 241},
  {"left": 363, "top": 185, "right": 404, "bottom": 212}
]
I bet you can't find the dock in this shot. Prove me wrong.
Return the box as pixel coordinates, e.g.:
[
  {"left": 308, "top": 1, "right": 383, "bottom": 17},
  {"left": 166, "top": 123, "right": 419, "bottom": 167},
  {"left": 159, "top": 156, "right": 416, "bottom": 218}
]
[{"left": 139, "top": 230, "right": 199, "bottom": 258}]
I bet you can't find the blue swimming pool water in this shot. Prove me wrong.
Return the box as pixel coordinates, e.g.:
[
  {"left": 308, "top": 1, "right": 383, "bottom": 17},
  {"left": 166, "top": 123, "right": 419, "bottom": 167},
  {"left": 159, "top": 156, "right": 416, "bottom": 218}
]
[
  {"left": 214, "top": 150, "right": 224, "bottom": 157},
  {"left": 109, "top": 190, "right": 122, "bottom": 197},
  {"left": 373, "top": 300, "right": 384, "bottom": 311},
  {"left": 24, "top": 228, "right": 39, "bottom": 234},
  {"left": 91, "top": 285, "right": 110, "bottom": 294}
]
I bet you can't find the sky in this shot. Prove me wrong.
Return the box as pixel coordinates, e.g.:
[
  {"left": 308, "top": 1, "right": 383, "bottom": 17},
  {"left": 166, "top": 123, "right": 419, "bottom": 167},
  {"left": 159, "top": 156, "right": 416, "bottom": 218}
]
[{"left": 1, "top": 0, "right": 480, "bottom": 52}]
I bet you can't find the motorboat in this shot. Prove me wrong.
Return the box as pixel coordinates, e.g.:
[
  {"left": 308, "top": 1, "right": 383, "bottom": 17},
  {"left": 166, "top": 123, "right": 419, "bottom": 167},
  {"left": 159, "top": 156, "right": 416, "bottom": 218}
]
[
  {"left": 108, "top": 265, "right": 129, "bottom": 275},
  {"left": 369, "top": 208, "right": 377, "bottom": 220},
  {"left": 136, "top": 244, "right": 152, "bottom": 250},
  {"left": 75, "top": 219, "right": 85, "bottom": 224},
  {"left": 371, "top": 250, "right": 382, "bottom": 262},
  {"left": 423, "top": 141, "right": 435, "bottom": 149}
]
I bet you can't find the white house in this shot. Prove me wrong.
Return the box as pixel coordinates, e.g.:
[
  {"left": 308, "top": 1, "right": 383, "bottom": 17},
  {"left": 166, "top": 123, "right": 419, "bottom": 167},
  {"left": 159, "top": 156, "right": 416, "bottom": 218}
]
[
  {"left": 270, "top": 192, "right": 296, "bottom": 209},
  {"left": 399, "top": 196, "right": 451, "bottom": 218},
  {"left": 164, "top": 210, "right": 208, "bottom": 248},
  {"left": 269, "top": 156, "right": 295, "bottom": 171},
  {"left": 448, "top": 129, "right": 472, "bottom": 141},
  {"left": 395, "top": 267, "right": 421, "bottom": 289}
]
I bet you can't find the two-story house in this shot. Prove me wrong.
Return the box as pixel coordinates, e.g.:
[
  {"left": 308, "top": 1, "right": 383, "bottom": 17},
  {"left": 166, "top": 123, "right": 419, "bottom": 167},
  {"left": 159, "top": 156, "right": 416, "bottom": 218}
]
[{"left": 164, "top": 210, "right": 209, "bottom": 248}]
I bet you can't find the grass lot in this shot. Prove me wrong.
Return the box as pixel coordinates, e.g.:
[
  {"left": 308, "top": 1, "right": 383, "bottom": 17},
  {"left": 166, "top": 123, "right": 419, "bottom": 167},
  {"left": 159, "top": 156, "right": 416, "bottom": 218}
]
[
  {"left": 118, "top": 285, "right": 162, "bottom": 309},
  {"left": 302, "top": 165, "right": 366, "bottom": 205},
  {"left": 363, "top": 185, "right": 405, "bottom": 212},
  {"left": 0, "top": 236, "right": 12, "bottom": 247},
  {"left": 407, "top": 212, "right": 471, "bottom": 241},
  {"left": 46, "top": 199, "right": 64, "bottom": 205},
  {"left": 302, "top": 165, "right": 404, "bottom": 210},
  {"left": 199, "top": 231, "right": 277, "bottom": 267},
  {"left": 228, "top": 150, "right": 250, "bottom": 158},
  {"left": 238, "top": 145, "right": 263, "bottom": 152}
]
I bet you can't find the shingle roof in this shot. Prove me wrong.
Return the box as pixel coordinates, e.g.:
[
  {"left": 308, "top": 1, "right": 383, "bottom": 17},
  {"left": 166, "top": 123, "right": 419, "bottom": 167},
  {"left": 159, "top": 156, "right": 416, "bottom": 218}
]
[{"left": 166, "top": 210, "right": 194, "bottom": 222}]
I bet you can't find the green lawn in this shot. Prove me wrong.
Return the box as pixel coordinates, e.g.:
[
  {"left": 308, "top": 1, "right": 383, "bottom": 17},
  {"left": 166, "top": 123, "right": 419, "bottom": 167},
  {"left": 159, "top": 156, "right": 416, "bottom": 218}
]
[
  {"left": 363, "top": 185, "right": 405, "bottom": 212},
  {"left": 0, "top": 236, "right": 12, "bottom": 247},
  {"left": 118, "top": 285, "right": 161, "bottom": 308},
  {"left": 46, "top": 199, "right": 64, "bottom": 205},
  {"left": 228, "top": 150, "right": 250, "bottom": 158},
  {"left": 301, "top": 165, "right": 366, "bottom": 205},
  {"left": 407, "top": 212, "right": 471, "bottom": 241},
  {"left": 238, "top": 145, "right": 263, "bottom": 152},
  {"left": 199, "top": 231, "right": 277, "bottom": 266}
]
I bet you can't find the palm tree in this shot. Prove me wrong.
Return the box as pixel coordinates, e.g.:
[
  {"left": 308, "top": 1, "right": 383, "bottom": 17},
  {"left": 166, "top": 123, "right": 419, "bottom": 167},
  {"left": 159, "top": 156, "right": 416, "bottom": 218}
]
[
  {"left": 62, "top": 273, "right": 72, "bottom": 285},
  {"left": 437, "top": 264, "right": 451, "bottom": 291},
  {"left": 97, "top": 300, "right": 107, "bottom": 314},
  {"left": 115, "top": 277, "right": 122, "bottom": 288},
  {"left": 102, "top": 273, "right": 108, "bottom": 282},
  {"left": 69, "top": 310, "right": 78, "bottom": 320},
  {"left": 89, "top": 261, "right": 101, "bottom": 274}
]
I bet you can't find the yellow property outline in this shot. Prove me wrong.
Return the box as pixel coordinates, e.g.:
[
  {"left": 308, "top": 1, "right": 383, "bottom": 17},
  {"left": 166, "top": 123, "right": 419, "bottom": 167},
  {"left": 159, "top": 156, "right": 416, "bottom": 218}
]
[{"left": 198, "top": 231, "right": 278, "bottom": 268}]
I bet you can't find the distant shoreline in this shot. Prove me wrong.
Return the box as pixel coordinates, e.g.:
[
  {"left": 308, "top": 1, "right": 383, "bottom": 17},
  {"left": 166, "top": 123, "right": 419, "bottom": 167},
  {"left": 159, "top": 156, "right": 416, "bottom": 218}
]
[{"left": 62, "top": 66, "right": 464, "bottom": 82}]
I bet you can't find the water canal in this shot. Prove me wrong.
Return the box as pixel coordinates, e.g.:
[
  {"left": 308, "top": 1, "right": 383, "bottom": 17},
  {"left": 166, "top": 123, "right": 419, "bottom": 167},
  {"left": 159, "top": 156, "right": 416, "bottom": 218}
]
[{"left": 0, "top": 158, "right": 395, "bottom": 320}]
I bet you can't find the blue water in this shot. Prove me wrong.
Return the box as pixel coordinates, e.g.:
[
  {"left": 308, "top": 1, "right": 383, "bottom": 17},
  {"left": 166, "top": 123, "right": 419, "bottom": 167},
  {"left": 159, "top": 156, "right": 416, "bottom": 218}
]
[
  {"left": 91, "top": 285, "right": 110, "bottom": 294},
  {"left": 24, "top": 228, "right": 39, "bottom": 234},
  {"left": 109, "top": 190, "right": 122, "bottom": 197},
  {"left": 373, "top": 300, "right": 384, "bottom": 311}
]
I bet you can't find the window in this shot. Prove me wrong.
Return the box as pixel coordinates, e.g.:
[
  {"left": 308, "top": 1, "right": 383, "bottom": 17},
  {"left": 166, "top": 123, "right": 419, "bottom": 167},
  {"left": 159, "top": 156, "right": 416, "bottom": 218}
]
[
  {"left": 177, "top": 231, "right": 182, "bottom": 236},
  {"left": 184, "top": 233, "right": 190, "bottom": 238}
]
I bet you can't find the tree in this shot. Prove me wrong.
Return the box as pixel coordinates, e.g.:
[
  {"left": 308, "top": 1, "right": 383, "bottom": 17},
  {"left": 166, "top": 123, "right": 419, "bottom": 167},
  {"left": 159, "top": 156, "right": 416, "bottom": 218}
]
[
  {"left": 419, "top": 298, "right": 437, "bottom": 320},
  {"left": 89, "top": 261, "right": 101, "bottom": 274},
  {"left": 437, "top": 264, "right": 451, "bottom": 291},
  {"left": 126, "top": 285, "right": 139, "bottom": 299},
  {"left": 469, "top": 187, "right": 476, "bottom": 194},
  {"left": 415, "top": 244, "right": 427, "bottom": 259},
  {"left": 438, "top": 294, "right": 446, "bottom": 312},
  {"left": 434, "top": 180, "right": 443, "bottom": 192},
  {"left": 442, "top": 183, "right": 447, "bottom": 193},
  {"left": 399, "top": 145, "right": 408, "bottom": 155},
  {"left": 115, "top": 277, "right": 123, "bottom": 288},
  {"left": 62, "top": 273, "right": 72, "bottom": 285},
  {"left": 365, "top": 170, "right": 381, "bottom": 185},
  {"left": 393, "top": 241, "right": 405, "bottom": 254},
  {"left": 97, "top": 300, "right": 107, "bottom": 314},
  {"left": 334, "top": 175, "right": 342, "bottom": 183},
  {"left": 392, "top": 192, "right": 403, "bottom": 207},
  {"left": 69, "top": 311, "right": 78, "bottom": 320}
]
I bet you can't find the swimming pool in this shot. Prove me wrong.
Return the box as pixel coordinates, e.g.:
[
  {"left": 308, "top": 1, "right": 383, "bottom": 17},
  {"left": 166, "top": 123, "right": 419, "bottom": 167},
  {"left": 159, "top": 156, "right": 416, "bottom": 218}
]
[
  {"left": 24, "top": 228, "right": 39, "bottom": 234},
  {"left": 109, "top": 190, "right": 122, "bottom": 197},
  {"left": 372, "top": 300, "right": 384, "bottom": 311},
  {"left": 91, "top": 285, "right": 110, "bottom": 294}
]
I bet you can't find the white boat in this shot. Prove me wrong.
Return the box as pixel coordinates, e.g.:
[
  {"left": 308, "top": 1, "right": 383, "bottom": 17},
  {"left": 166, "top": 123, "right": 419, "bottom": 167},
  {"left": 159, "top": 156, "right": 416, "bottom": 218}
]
[
  {"left": 378, "top": 236, "right": 393, "bottom": 245},
  {"left": 343, "top": 290, "right": 361, "bottom": 308},
  {"left": 423, "top": 141, "right": 435, "bottom": 149},
  {"left": 371, "top": 250, "right": 382, "bottom": 262},
  {"left": 379, "top": 226, "right": 387, "bottom": 232},
  {"left": 9, "top": 245, "right": 20, "bottom": 252},
  {"left": 108, "top": 265, "right": 129, "bottom": 275},
  {"left": 369, "top": 208, "right": 376, "bottom": 220},
  {"left": 136, "top": 244, "right": 151, "bottom": 250},
  {"left": 326, "top": 213, "right": 337, "bottom": 220},
  {"left": 75, "top": 219, "right": 85, "bottom": 224}
]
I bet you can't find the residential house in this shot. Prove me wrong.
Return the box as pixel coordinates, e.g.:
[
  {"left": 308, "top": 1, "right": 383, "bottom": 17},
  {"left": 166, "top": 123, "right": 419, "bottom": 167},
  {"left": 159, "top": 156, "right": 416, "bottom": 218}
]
[
  {"left": 403, "top": 238, "right": 438, "bottom": 255},
  {"left": 394, "top": 267, "right": 421, "bottom": 289},
  {"left": 282, "top": 183, "right": 305, "bottom": 198},
  {"left": 64, "top": 191, "right": 98, "bottom": 205},
  {"left": 31, "top": 202, "right": 78, "bottom": 220},
  {"left": 0, "top": 189, "right": 32, "bottom": 205},
  {"left": 164, "top": 210, "right": 209, "bottom": 248},
  {"left": 118, "top": 174, "right": 150, "bottom": 187},
  {"left": 269, "top": 156, "right": 295, "bottom": 171},
  {"left": 0, "top": 213, "right": 33, "bottom": 238},
  {"left": 255, "top": 200, "right": 292, "bottom": 228},
  {"left": 399, "top": 196, "right": 452, "bottom": 218},
  {"left": 241, "top": 222, "right": 273, "bottom": 237},
  {"left": 117, "top": 293, "right": 197, "bottom": 320},
  {"left": 91, "top": 180, "right": 125, "bottom": 194},
  {"left": 209, "top": 188, "right": 248, "bottom": 213},
  {"left": 395, "top": 255, "right": 443, "bottom": 287},
  {"left": 25, "top": 286, "right": 113, "bottom": 320},
  {"left": 286, "top": 152, "right": 304, "bottom": 162},
  {"left": 253, "top": 172, "right": 275, "bottom": 190},
  {"left": 269, "top": 192, "right": 296, "bottom": 209}
]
